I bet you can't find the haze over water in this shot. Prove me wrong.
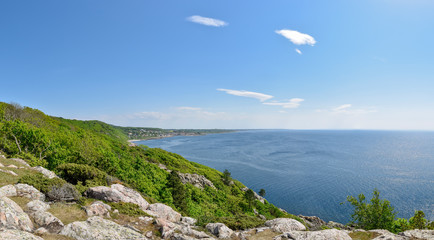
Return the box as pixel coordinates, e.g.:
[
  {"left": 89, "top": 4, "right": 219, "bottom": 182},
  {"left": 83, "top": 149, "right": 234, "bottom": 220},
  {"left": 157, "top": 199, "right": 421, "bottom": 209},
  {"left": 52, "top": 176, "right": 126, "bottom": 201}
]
[{"left": 137, "top": 130, "right": 434, "bottom": 223}]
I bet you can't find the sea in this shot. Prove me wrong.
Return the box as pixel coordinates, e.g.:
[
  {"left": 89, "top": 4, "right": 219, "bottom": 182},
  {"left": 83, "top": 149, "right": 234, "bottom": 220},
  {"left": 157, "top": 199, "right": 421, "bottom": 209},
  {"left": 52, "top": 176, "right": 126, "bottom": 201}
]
[{"left": 135, "top": 130, "right": 434, "bottom": 223}]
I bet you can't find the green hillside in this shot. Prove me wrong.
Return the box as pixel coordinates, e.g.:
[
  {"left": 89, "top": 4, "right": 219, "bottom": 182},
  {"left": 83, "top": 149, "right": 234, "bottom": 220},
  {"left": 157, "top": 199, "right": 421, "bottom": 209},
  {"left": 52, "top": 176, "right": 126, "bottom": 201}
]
[{"left": 0, "top": 102, "right": 295, "bottom": 229}]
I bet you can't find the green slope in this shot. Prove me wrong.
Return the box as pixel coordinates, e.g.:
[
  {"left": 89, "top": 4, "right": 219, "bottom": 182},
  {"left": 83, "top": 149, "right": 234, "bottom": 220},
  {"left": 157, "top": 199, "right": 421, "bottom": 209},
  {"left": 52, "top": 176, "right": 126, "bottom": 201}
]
[{"left": 0, "top": 102, "right": 298, "bottom": 229}]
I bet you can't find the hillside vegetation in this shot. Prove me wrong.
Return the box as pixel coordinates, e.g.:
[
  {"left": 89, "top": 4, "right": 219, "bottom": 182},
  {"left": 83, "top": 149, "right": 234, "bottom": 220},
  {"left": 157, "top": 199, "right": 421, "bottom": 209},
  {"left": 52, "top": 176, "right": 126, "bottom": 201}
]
[{"left": 0, "top": 102, "right": 292, "bottom": 228}]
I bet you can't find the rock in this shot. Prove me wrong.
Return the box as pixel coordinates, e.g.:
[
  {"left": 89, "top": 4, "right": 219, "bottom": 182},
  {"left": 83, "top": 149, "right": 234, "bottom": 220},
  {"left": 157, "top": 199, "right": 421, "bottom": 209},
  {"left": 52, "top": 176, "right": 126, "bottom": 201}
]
[
  {"left": 265, "top": 218, "right": 306, "bottom": 232},
  {"left": 171, "top": 233, "right": 196, "bottom": 240},
  {"left": 34, "top": 227, "right": 48, "bottom": 235},
  {"left": 298, "top": 215, "right": 326, "bottom": 230},
  {"left": 255, "top": 227, "right": 270, "bottom": 233},
  {"left": 26, "top": 200, "right": 50, "bottom": 213},
  {"left": 0, "top": 229, "right": 43, "bottom": 239},
  {"left": 206, "top": 223, "right": 234, "bottom": 239},
  {"left": 145, "top": 231, "right": 153, "bottom": 238},
  {"left": 400, "top": 229, "right": 434, "bottom": 239},
  {"left": 145, "top": 203, "right": 182, "bottom": 223},
  {"left": 0, "top": 168, "right": 18, "bottom": 176},
  {"left": 7, "top": 164, "right": 18, "bottom": 169},
  {"left": 156, "top": 218, "right": 212, "bottom": 239},
  {"left": 0, "top": 197, "right": 34, "bottom": 232},
  {"left": 240, "top": 187, "right": 265, "bottom": 203},
  {"left": 60, "top": 216, "right": 148, "bottom": 240},
  {"left": 0, "top": 163, "right": 4, "bottom": 167},
  {"left": 178, "top": 173, "right": 216, "bottom": 190},
  {"left": 370, "top": 229, "right": 409, "bottom": 240},
  {"left": 111, "top": 184, "right": 149, "bottom": 210},
  {"left": 84, "top": 201, "right": 111, "bottom": 217},
  {"left": 14, "top": 184, "right": 45, "bottom": 201},
  {"left": 274, "top": 229, "right": 352, "bottom": 240},
  {"left": 85, "top": 184, "right": 149, "bottom": 211},
  {"left": 139, "top": 216, "right": 153, "bottom": 223},
  {"left": 31, "top": 210, "right": 64, "bottom": 233},
  {"left": 0, "top": 185, "right": 17, "bottom": 198},
  {"left": 9, "top": 158, "right": 30, "bottom": 167},
  {"left": 0, "top": 154, "right": 5, "bottom": 159},
  {"left": 327, "top": 221, "right": 352, "bottom": 230},
  {"left": 31, "top": 166, "right": 58, "bottom": 179},
  {"left": 181, "top": 217, "right": 197, "bottom": 226}
]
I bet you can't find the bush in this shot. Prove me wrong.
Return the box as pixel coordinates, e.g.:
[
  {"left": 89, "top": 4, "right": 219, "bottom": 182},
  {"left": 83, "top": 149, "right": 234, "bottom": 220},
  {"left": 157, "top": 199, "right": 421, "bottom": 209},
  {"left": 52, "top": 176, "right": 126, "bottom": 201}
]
[
  {"left": 409, "top": 210, "right": 428, "bottom": 229},
  {"left": 56, "top": 163, "right": 107, "bottom": 186},
  {"left": 108, "top": 202, "right": 147, "bottom": 217},
  {"left": 345, "top": 189, "right": 396, "bottom": 231}
]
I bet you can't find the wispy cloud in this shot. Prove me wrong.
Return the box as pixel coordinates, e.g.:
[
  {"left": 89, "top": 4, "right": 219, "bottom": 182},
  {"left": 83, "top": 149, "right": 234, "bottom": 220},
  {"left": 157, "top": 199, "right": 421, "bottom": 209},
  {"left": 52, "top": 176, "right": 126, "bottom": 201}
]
[
  {"left": 263, "top": 98, "right": 304, "bottom": 109},
  {"left": 295, "top": 49, "right": 302, "bottom": 55},
  {"left": 326, "top": 104, "right": 377, "bottom": 115},
  {"left": 275, "top": 29, "right": 316, "bottom": 46},
  {"left": 187, "top": 15, "right": 228, "bottom": 27},
  {"left": 333, "top": 104, "right": 352, "bottom": 112},
  {"left": 217, "top": 88, "right": 273, "bottom": 102},
  {"left": 177, "top": 106, "right": 202, "bottom": 111}
]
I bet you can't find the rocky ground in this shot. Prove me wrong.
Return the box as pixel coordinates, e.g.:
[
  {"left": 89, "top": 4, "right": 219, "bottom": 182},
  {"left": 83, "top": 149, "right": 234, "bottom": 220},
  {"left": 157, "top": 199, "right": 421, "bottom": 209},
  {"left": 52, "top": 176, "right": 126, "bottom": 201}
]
[{"left": 0, "top": 154, "right": 432, "bottom": 240}]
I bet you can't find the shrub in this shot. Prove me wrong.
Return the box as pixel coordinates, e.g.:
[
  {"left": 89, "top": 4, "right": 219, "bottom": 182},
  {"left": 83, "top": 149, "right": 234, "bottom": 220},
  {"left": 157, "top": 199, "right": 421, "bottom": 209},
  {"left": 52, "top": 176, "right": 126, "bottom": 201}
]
[
  {"left": 345, "top": 189, "right": 396, "bottom": 231},
  {"left": 409, "top": 210, "right": 427, "bottom": 229},
  {"left": 56, "top": 163, "right": 107, "bottom": 186},
  {"left": 393, "top": 218, "right": 410, "bottom": 233},
  {"left": 108, "top": 202, "right": 147, "bottom": 217},
  {"left": 46, "top": 183, "right": 80, "bottom": 201}
]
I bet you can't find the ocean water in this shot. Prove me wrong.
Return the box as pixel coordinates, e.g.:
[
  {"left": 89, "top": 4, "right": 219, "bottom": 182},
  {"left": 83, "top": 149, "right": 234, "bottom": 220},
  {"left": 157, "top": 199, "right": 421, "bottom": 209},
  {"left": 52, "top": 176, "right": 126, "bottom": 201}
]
[{"left": 136, "top": 130, "right": 434, "bottom": 223}]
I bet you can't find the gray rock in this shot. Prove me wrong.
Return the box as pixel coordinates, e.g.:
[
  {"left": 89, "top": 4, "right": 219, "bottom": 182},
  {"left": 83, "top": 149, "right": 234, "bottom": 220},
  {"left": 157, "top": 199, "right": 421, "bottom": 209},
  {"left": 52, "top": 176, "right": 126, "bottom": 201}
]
[
  {"left": 7, "top": 164, "right": 18, "bottom": 169},
  {"left": 0, "top": 162, "right": 4, "bottom": 167},
  {"left": 0, "top": 197, "right": 34, "bottom": 232},
  {"left": 206, "top": 223, "right": 234, "bottom": 239},
  {"left": 181, "top": 217, "right": 197, "bottom": 226},
  {"left": 400, "top": 229, "right": 434, "bottom": 239},
  {"left": 265, "top": 218, "right": 306, "bottom": 232},
  {"left": 298, "top": 215, "right": 326, "bottom": 230},
  {"left": 0, "top": 185, "right": 17, "bottom": 198},
  {"left": 85, "top": 184, "right": 149, "bottom": 211},
  {"left": 145, "top": 203, "right": 182, "bottom": 223},
  {"left": 178, "top": 173, "right": 216, "bottom": 190},
  {"left": 34, "top": 227, "right": 48, "bottom": 235},
  {"left": 327, "top": 221, "right": 352, "bottom": 230},
  {"left": 9, "top": 158, "right": 30, "bottom": 167},
  {"left": 84, "top": 201, "right": 111, "bottom": 217},
  {"left": 0, "top": 229, "right": 43, "bottom": 240},
  {"left": 0, "top": 168, "right": 18, "bottom": 176},
  {"left": 111, "top": 184, "right": 149, "bottom": 210},
  {"left": 274, "top": 229, "right": 352, "bottom": 240},
  {"left": 156, "top": 218, "right": 213, "bottom": 239},
  {"left": 60, "top": 216, "right": 148, "bottom": 240},
  {"left": 26, "top": 200, "right": 50, "bottom": 213},
  {"left": 31, "top": 210, "right": 64, "bottom": 233},
  {"left": 14, "top": 184, "right": 45, "bottom": 201},
  {"left": 370, "top": 229, "right": 409, "bottom": 240},
  {"left": 31, "top": 166, "right": 58, "bottom": 179}
]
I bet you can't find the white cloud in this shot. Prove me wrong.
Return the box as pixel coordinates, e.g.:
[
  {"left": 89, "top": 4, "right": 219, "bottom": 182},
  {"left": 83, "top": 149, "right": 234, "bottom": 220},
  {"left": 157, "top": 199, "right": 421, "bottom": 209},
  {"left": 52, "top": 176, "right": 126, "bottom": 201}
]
[
  {"left": 177, "top": 106, "right": 202, "bottom": 111},
  {"left": 187, "top": 15, "right": 228, "bottom": 27},
  {"left": 217, "top": 88, "right": 273, "bottom": 102},
  {"left": 295, "top": 49, "right": 302, "bottom": 55},
  {"left": 263, "top": 98, "right": 304, "bottom": 109},
  {"left": 333, "top": 104, "right": 352, "bottom": 112},
  {"left": 275, "top": 29, "right": 316, "bottom": 46},
  {"left": 331, "top": 104, "right": 377, "bottom": 115}
]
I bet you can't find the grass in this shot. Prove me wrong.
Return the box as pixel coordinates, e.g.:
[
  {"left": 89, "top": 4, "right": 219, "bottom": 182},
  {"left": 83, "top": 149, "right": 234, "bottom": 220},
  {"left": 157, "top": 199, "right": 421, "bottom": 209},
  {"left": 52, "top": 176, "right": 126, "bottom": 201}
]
[
  {"left": 47, "top": 202, "right": 87, "bottom": 225},
  {"left": 8, "top": 196, "right": 31, "bottom": 210},
  {"left": 0, "top": 158, "right": 40, "bottom": 186},
  {"left": 348, "top": 231, "right": 381, "bottom": 240},
  {"left": 243, "top": 228, "right": 280, "bottom": 240},
  {"left": 39, "top": 233, "right": 76, "bottom": 240},
  {"left": 112, "top": 214, "right": 156, "bottom": 235}
]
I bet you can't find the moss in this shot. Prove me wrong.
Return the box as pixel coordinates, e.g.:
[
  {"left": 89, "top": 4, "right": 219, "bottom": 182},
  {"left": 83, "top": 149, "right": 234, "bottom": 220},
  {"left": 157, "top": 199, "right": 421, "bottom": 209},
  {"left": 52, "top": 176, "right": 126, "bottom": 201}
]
[{"left": 108, "top": 202, "right": 150, "bottom": 217}]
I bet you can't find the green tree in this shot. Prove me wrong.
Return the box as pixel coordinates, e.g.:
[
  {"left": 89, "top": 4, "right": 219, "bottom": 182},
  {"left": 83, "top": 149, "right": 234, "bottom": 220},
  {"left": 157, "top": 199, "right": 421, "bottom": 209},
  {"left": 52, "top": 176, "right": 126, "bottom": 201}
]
[
  {"left": 345, "top": 189, "right": 396, "bottom": 231},
  {"left": 223, "top": 169, "right": 231, "bottom": 185},
  {"left": 409, "top": 210, "right": 427, "bottom": 229},
  {"left": 245, "top": 189, "right": 256, "bottom": 208},
  {"left": 259, "top": 188, "right": 266, "bottom": 197},
  {"left": 167, "top": 171, "right": 188, "bottom": 213}
]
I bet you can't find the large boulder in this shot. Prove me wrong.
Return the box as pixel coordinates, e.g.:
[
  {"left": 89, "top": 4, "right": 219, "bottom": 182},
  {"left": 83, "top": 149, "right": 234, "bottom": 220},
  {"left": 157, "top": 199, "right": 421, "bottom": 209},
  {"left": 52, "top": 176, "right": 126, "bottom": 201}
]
[
  {"left": 14, "top": 184, "right": 45, "bottom": 201},
  {"left": 31, "top": 210, "right": 64, "bottom": 233},
  {"left": 178, "top": 173, "right": 216, "bottom": 190},
  {"left": 206, "top": 223, "right": 233, "bottom": 239},
  {"left": 31, "top": 166, "right": 57, "bottom": 179},
  {"left": 60, "top": 216, "right": 148, "bottom": 240},
  {"left": 274, "top": 229, "right": 352, "bottom": 240},
  {"left": 0, "top": 197, "right": 33, "bottom": 232},
  {"left": 265, "top": 218, "right": 306, "bottom": 232},
  {"left": 145, "top": 203, "right": 181, "bottom": 222},
  {"left": 85, "top": 184, "right": 149, "bottom": 211},
  {"left": 26, "top": 200, "right": 50, "bottom": 213},
  {"left": 155, "top": 218, "right": 212, "bottom": 239},
  {"left": 0, "top": 185, "right": 17, "bottom": 198},
  {"left": 298, "top": 215, "right": 326, "bottom": 230},
  {"left": 84, "top": 201, "right": 111, "bottom": 217},
  {"left": 400, "top": 229, "right": 434, "bottom": 239},
  {"left": 0, "top": 229, "right": 43, "bottom": 240}
]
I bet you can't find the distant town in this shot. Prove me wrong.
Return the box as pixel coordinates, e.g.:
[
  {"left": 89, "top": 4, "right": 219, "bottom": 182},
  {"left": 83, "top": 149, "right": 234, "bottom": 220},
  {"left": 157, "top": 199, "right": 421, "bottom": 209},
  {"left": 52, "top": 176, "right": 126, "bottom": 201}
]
[{"left": 120, "top": 127, "right": 235, "bottom": 140}]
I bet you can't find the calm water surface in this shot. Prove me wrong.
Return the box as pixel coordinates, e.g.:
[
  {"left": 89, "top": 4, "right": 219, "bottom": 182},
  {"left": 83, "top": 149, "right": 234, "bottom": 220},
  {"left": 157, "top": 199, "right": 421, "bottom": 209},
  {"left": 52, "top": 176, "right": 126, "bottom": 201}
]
[{"left": 136, "top": 130, "right": 434, "bottom": 223}]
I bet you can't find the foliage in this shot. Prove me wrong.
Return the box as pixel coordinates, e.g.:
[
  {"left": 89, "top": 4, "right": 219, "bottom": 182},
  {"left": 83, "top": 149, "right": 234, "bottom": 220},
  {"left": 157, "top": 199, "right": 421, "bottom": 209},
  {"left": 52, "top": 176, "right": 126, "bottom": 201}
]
[
  {"left": 46, "top": 183, "right": 81, "bottom": 201},
  {"left": 18, "top": 173, "right": 67, "bottom": 193},
  {"left": 259, "top": 188, "right": 266, "bottom": 197},
  {"left": 56, "top": 163, "right": 107, "bottom": 186},
  {"left": 108, "top": 202, "right": 148, "bottom": 217},
  {"left": 245, "top": 189, "right": 256, "bottom": 208},
  {"left": 409, "top": 210, "right": 428, "bottom": 229},
  {"left": 167, "top": 171, "right": 187, "bottom": 214},
  {"left": 223, "top": 169, "right": 232, "bottom": 185},
  {"left": 392, "top": 218, "right": 410, "bottom": 233},
  {"left": 345, "top": 189, "right": 396, "bottom": 231}
]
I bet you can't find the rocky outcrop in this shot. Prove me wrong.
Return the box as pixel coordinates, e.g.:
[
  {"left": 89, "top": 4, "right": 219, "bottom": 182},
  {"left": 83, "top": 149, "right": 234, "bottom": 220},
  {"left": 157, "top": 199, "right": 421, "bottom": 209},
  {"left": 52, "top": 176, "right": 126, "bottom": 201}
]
[
  {"left": 31, "top": 210, "right": 64, "bottom": 233},
  {"left": 26, "top": 200, "right": 50, "bottom": 213},
  {"left": 85, "top": 184, "right": 149, "bottom": 211},
  {"left": 370, "top": 229, "right": 409, "bottom": 240},
  {"left": 327, "top": 221, "right": 352, "bottom": 230},
  {"left": 0, "top": 197, "right": 33, "bottom": 232},
  {"left": 400, "top": 229, "right": 434, "bottom": 239},
  {"left": 178, "top": 173, "right": 216, "bottom": 190},
  {"left": 60, "top": 216, "right": 148, "bottom": 240},
  {"left": 155, "top": 218, "right": 213, "bottom": 239},
  {"left": 0, "top": 185, "right": 17, "bottom": 198},
  {"left": 206, "top": 223, "right": 234, "bottom": 239},
  {"left": 145, "top": 203, "right": 182, "bottom": 223},
  {"left": 274, "top": 229, "right": 351, "bottom": 240},
  {"left": 265, "top": 218, "right": 306, "bottom": 232},
  {"left": 31, "top": 166, "right": 57, "bottom": 179},
  {"left": 181, "top": 217, "right": 197, "bottom": 226},
  {"left": 298, "top": 215, "right": 326, "bottom": 230},
  {"left": 84, "top": 201, "right": 111, "bottom": 217},
  {"left": 0, "top": 229, "right": 43, "bottom": 240},
  {"left": 14, "top": 184, "right": 45, "bottom": 201}
]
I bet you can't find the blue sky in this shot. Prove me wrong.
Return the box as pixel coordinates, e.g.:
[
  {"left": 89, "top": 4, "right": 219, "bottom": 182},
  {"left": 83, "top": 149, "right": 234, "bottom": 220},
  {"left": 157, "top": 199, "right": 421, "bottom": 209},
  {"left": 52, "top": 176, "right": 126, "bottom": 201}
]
[{"left": 1, "top": 0, "right": 434, "bottom": 129}]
